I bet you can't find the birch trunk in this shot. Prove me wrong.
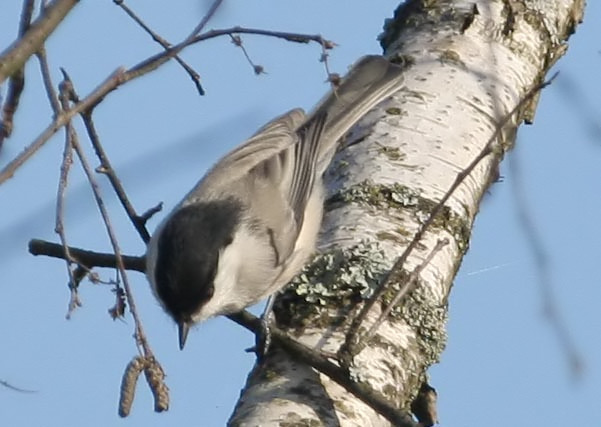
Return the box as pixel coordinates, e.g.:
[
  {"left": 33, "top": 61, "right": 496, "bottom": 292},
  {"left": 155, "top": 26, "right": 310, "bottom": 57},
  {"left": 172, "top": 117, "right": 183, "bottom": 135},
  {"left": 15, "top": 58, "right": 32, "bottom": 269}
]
[{"left": 229, "top": 0, "right": 585, "bottom": 425}]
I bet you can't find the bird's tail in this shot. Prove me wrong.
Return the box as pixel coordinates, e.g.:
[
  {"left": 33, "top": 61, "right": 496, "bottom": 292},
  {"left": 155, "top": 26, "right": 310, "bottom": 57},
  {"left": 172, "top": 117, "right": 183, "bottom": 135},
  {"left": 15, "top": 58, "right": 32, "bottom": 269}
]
[{"left": 309, "top": 55, "right": 405, "bottom": 169}]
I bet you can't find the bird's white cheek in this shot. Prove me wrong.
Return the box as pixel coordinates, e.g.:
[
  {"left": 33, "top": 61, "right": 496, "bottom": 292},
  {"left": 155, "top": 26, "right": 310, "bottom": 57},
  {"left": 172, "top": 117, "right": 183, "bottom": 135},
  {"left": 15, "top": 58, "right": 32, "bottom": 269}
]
[{"left": 191, "top": 242, "right": 242, "bottom": 322}]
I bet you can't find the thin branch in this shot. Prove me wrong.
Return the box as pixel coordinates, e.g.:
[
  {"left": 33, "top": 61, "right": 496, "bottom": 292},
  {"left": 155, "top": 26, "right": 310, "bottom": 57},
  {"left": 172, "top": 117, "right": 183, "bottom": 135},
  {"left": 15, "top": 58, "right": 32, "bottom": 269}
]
[
  {"left": 126, "top": 26, "right": 333, "bottom": 81},
  {"left": 318, "top": 39, "right": 338, "bottom": 90},
  {"left": 17, "top": 0, "right": 35, "bottom": 37},
  {"left": 0, "top": 379, "right": 36, "bottom": 394},
  {"left": 37, "top": 50, "right": 153, "bottom": 244},
  {"left": 192, "top": 26, "right": 333, "bottom": 48},
  {"left": 0, "top": 0, "right": 79, "bottom": 83},
  {"left": 185, "top": 0, "right": 225, "bottom": 40},
  {"left": 230, "top": 34, "right": 265, "bottom": 75},
  {"left": 139, "top": 202, "right": 163, "bottom": 223},
  {"left": 28, "top": 239, "right": 145, "bottom": 272},
  {"left": 58, "top": 70, "right": 152, "bottom": 356},
  {"left": 72, "top": 137, "right": 149, "bottom": 352},
  {"left": 62, "top": 98, "right": 169, "bottom": 414},
  {"left": 0, "top": 25, "right": 330, "bottom": 185},
  {"left": 0, "top": 0, "right": 35, "bottom": 148},
  {"left": 36, "top": 46, "right": 61, "bottom": 114},
  {"left": 79, "top": 109, "right": 152, "bottom": 243},
  {"left": 54, "top": 93, "right": 80, "bottom": 317},
  {"left": 340, "top": 73, "right": 559, "bottom": 360},
  {"left": 113, "top": 0, "right": 205, "bottom": 95},
  {"left": 123, "top": 0, "right": 226, "bottom": 81},
  {"left": 0, "top": 67, "right": 126, "bottom": 185}
]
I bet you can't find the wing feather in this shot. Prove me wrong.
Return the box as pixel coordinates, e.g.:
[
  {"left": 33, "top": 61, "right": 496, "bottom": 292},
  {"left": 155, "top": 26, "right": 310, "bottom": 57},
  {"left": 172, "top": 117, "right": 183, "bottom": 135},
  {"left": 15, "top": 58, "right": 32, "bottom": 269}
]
[
  {"left": 186, "top": 108, "right": 306, "bottom": 201},
  {"left": 288, "top": 112, "right": 328, "bottom": 227}
]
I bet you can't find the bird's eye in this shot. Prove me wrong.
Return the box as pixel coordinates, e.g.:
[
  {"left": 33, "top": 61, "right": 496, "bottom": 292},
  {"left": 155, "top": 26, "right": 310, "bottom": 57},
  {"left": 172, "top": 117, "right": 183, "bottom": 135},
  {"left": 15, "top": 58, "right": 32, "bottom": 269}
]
[
  {"left": 224, "top": 235, "right": 234, "bottom": 246},
  {"left": 205, "top": 283, "right": 215, "bottom": 300}
]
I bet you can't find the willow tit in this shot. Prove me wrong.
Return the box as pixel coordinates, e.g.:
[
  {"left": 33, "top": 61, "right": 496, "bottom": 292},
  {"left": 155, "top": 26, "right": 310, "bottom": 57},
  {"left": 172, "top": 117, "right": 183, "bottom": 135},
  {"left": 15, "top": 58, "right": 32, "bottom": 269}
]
[{"left": 146, "top": 55, "right": 404, "bottom": 349}]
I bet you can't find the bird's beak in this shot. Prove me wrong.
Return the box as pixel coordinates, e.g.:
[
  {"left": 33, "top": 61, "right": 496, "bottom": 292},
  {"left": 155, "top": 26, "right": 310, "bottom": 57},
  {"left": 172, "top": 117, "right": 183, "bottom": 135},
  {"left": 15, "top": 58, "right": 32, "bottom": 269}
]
[{"left": 178, "top": 321, "right": 190, "bottom": 350}]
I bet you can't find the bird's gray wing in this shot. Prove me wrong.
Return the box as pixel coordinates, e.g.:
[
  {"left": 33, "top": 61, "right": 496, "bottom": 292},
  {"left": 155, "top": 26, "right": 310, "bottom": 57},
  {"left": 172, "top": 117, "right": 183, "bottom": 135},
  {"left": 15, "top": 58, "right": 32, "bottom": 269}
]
[
  {"left": 181, "top": 108, "right": 315, "bottom": 266},
  {"left": 186, "top": 108, "right": 307, "bottom": 201},
  {"left": 240, "top": 112, "right": 328, "bottom": 266},
  {"left": 286, "top": 112, "right": 328, "bottom": 227},
  {"left": 256, "top": 56, "right": 405, "bottom": 263}
]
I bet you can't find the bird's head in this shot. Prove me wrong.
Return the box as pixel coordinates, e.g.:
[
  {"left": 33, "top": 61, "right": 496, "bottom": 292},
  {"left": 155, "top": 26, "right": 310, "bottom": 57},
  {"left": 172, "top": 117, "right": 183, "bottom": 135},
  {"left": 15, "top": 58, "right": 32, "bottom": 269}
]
[{"left": 148, "top": 199, "right": 241, "bottom": 349}]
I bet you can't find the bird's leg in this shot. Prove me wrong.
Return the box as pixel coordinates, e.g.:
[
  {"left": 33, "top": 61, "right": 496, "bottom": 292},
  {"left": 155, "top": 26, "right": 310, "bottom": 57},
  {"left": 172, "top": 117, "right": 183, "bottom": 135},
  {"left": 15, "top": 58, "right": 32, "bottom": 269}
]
[{"left": 254, "top": 293, "right": 277, "bottom": 362}]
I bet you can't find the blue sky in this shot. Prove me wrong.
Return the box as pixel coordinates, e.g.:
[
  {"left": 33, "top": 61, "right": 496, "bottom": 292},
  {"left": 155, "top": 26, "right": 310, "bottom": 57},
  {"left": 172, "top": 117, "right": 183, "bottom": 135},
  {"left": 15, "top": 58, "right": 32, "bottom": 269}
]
[{"left": 1, "top": 1, "right": 600, "bottom": 426}]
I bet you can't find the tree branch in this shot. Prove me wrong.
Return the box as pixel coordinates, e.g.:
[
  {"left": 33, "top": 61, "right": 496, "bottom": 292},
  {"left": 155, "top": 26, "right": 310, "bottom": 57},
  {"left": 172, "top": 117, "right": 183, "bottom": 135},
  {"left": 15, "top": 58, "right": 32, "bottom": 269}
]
[
  {"left": 113, "top": 0, "right": 205, "bottom": 95},
  {"left": 28, "top": 239, "right": 145, "bottom": 272},
  {"left": 0, "top": 68, "right": 127, "bottom": 184},
  {"left": 0, "top": 0, "right": 79, "bottom": 83},
  {"left": 0, "top": 0, "right": 35, "bottom": 148},
  {"left": 0, "top": 24, "right": 332, "bottom": 185}
]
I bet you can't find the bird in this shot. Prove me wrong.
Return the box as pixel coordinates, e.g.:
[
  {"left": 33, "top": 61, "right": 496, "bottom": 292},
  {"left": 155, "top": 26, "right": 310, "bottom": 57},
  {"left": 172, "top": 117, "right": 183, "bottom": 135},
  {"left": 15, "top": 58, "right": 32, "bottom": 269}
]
[{"left": 145, "top": 55, "right": 404, "bottom": 349}]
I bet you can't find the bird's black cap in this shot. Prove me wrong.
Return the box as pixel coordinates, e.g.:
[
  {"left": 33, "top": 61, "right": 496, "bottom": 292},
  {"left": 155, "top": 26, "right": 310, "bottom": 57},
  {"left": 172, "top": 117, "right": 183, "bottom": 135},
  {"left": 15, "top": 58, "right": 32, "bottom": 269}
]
[{"left": 153, "top": 199, "right": 241, "bottom": 349}]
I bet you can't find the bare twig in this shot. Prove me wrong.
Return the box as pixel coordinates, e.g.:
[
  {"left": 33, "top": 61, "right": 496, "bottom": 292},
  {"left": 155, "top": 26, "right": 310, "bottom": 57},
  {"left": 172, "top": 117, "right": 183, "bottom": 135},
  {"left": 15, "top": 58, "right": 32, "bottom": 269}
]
[
  {"left": 227, "top": 29, "right": 335, "bottom": 78},
  {"left": 28, "top": 239, "right": 145, "bottom": 272},
  {"left": 36, "top": 47, "right": 61, "bottom": 113},
  {"left": 0, "top": 0, "right": 79, "bottom": 83},
  {"left": 113, "top": 0, "right": 205, "bottom": 95},
  {"left": 56, "top": 91, "right": 170, "bottom": 414},
  {"left": 193, "top": 26, "right": 333, "bottom": 48},
  {"left": 38, "top": 47, "right": 153, "bottom": 244},
  {"left": 0, "top": 379, "right": 36, "bottom": 394},
  {"left": 126, "top": 26, "right": 333, "bottom": 81},
  {"left": 0, "top": 0, "right": 35, "bottom": 148},
  {"left": 72, "top": 134, "right": 147, "bottom": 350},
  {"left": 58, "top": 70, "right": 152, "bottom": 357},
  {"left": 122, "top": 0, "right": 226, "bottom": 81},
  {"left": 54, "top": 90, "right": 80, "bottom": 317},
  {"left": 0, "top": 25, "right": 331, "bottom": 185},
  {"left": 140, "top": 202, "right": 163, "bottom": 223},
  {"left": 0, "top": 68, "right": 127, "bottom": 185},
  {"left": 341, "top": 73, "right": 559, "bottom": 360},
  {"left": 230, "top": 34, "right": 265, "bottom": 75},
  {"left": 185, "top": 0, "right": 225, "bottom": 39},
  {"left": 318, "top": 39, "right": 338, "bottom": 89},
  {"left": 80, "top": 110, "right": 152, "bottom": 243},
  {"left": 17, "top": 0, "right": 35, "bottom": 35}
]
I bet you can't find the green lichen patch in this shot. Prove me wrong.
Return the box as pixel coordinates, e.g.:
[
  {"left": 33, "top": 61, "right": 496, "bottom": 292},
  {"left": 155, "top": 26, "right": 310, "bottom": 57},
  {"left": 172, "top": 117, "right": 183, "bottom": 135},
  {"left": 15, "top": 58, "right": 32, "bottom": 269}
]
[
  {"left": 326, "top": 181, "right": 471, "bottom": 253},
  {"left": 326, "top": 181, "right": 420, "bottom": 211},
  {"left": 276, "top": 242, "right": 393, "bottom": 329},
  {"left": 376, "top": 143, "right": 406, "bottom": 161},
  {"left": 389, "top": 284, "right": 448, "bottom": 366}
]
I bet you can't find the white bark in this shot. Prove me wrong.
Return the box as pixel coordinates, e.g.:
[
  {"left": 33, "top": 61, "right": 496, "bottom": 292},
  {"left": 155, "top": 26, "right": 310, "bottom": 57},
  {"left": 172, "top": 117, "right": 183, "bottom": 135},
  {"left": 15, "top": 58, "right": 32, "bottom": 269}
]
[{"left": 229, "top": 0, "right": 584, "bottom": 426}]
